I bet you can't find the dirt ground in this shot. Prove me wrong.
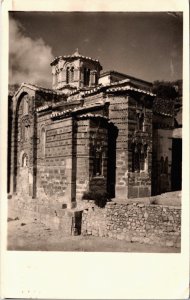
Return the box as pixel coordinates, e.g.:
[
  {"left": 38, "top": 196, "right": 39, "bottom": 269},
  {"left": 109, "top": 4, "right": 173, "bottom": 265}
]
[{"left": 7, "top": 217, "right": 180, "bottom": 252}]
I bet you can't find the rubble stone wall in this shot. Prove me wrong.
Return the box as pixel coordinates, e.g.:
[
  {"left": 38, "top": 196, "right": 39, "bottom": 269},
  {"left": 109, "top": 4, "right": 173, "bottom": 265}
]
[{"left": 81, "top": 201, "right": 181, "bottom": 248}]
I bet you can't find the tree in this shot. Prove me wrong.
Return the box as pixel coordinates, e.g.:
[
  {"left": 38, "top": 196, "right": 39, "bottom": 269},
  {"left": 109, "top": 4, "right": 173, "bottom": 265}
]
[{"left": 152, "top": 81, "right": 178, "bottom": 100}]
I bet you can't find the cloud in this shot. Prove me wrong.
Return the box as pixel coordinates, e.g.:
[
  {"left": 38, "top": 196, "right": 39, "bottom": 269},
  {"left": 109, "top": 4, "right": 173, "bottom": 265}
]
[{"left": 9, "top": 18, "right": 54, "bottom": 88}]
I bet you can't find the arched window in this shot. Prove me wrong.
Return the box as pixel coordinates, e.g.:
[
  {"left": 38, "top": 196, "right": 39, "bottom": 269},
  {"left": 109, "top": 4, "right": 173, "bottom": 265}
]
[
  {"left": 93, "top": 145, "right": 103, "bottom": 176},
  {"left": 132, "top": 144, "right": 141, "bottom": 172},
  {"left": 66, "top": 67, "right": 70, "bottom": 84},
  {"left": 23, "top": 98, "right": 29, "bottom": 115},
  {"left": 137, "top": 112, "right": 144, "bottom": 131},
  {"left": 132, "top": 143, "right": 148, "bottom": 172},
  {"left": 70, "top": 66, "right": 74, "bottom": 82},
  {"left": 84, "top": 68, "right": 90, "bottom": 86},
  {"left": 41, "top": 127, "right": 46, "bottom": 158}
]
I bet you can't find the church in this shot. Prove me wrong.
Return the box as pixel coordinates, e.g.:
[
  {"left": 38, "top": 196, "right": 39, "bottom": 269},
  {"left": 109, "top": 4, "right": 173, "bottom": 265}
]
[{"left": 9, "top": 49, "right": 182, "bottom": 214}]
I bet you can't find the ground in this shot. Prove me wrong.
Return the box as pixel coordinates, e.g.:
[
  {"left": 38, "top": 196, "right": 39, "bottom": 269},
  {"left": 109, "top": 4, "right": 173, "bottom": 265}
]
[{"left": 7, "top": 217, "right": 180, "bottom": 252}]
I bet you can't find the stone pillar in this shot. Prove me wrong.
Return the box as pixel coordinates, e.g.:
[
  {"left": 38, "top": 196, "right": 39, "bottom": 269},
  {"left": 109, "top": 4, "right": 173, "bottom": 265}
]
[{"left": 64, "top": 117, "right": 77, "bottom": 208}]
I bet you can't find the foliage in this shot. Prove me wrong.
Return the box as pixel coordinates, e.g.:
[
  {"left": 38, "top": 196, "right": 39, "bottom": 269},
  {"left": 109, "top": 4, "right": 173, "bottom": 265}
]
[{"left": 152, "top": 80, "right": 179, "bottom": 100}]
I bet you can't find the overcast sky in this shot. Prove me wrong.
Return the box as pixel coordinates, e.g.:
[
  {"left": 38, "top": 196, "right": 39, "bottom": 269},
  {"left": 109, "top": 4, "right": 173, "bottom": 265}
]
[{"left": 9, "top": 12, "right": 183, "bottom": 88}]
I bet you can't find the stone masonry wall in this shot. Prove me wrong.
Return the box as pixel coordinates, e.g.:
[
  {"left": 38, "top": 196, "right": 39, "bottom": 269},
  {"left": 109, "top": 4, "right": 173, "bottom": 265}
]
[
  {"left": 76, "top": 119, "right": 90, "bottom": 199},
  {"left": 81, "top": 201, "right": 181, "bottom": 248},
  {"left": 108, "top": 94, "right": 153, "bottom": 200},
  {"left": 76, "top": 117, "right": 109, "bottom": 200},
  {"left": 36, "top": 115, "right": 74, "bottom": 205}
]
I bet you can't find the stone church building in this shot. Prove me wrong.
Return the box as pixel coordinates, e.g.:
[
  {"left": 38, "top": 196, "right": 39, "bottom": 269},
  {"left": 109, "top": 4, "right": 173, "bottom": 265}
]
[{"left": 9, "top": 50, "right": 182, "bottom": 218}]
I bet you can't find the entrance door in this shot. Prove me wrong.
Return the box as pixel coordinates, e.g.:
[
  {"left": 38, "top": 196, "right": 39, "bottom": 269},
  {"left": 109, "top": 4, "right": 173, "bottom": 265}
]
[{"left": 171, "top": 138, "right": 182, "bottom": 191}]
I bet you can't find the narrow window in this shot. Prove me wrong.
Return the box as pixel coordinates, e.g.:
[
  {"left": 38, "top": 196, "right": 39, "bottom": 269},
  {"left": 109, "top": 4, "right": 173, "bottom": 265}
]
[
  {"left": 84, "top": 68, "right": 90, "bottom": 86},
  {"left": 140, "top": 144, "right": 148, "bottom": 171},
  {"left": 164, "top": 157, "right": 168, "bottom": 174},
  {"left": 137, "top": 112, "right": 144, "bottom": 131},
  {"left": 93, "top": 145, "right": 103, "bottom": 176},
  {"left": 132, "top": 144, "right": 140, "bottom": 172},
  {"left": 24, "top": 126, "right": 29, "bottom": 141},
  {"left": 23, "top": 98, "right": 29, "bottom": 115},
  {"left": 160, "top": 156, "right": 164, "bottom": 173},
  {"left": 66, "top": 67, "right": 70, "bottom": 84},
  {"left": 70, "top": 67, "right": 74, "bottom": 82},
  {"left": 132, "top": 143, "right": 148, "bottom": 172}
]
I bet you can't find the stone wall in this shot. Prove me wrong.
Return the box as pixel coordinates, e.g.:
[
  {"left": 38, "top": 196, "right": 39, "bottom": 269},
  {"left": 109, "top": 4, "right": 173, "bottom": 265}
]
[
  {"left": 36, "top": 116, "right": 74, "bottom": 206},
  {"left": 9, "top": 196, "right": 82, "bottom": 235},
  {"left": 81, "top": 200, "right": 181, "bottom": 248},
  {"left": 108, "top": 94, "right": 153, "bottom": 200},
  {"left": 75, "top": 117, "right": 109, "bottom": 200}
]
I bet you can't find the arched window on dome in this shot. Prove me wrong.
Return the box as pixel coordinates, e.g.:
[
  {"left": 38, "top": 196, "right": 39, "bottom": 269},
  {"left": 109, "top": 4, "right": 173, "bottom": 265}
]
[
  {"left": 84, "top": 67, "right": 90, "bottom": 86},
  {"left": 66, "top": 67, "right": 70, "bottom": 84}
]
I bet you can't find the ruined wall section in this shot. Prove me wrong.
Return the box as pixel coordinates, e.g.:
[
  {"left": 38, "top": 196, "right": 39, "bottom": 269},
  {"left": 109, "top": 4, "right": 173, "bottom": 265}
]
[{"left": 81, "top": 201, "right": 181, "bottom": 248}]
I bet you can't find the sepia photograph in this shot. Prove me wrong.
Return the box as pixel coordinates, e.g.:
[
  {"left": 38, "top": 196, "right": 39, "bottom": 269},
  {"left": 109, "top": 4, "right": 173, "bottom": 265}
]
[
  {"left": 7, "top": 11, "right": 183, "bottom": 253},
  {"left": 1, "top": 1, "right": 189, "bottom": 299}
]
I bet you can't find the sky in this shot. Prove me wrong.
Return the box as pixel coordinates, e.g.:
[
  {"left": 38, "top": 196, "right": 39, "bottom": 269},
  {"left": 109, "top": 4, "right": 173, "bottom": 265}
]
[{"left": 9, "top": 12, "right": 183, "bottom": 88}]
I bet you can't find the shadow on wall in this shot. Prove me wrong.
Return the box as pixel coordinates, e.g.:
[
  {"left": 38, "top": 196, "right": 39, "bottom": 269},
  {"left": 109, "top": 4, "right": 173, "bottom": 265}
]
[{"left": 82, "top": 191, "right": 111, "bottom": 208}]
